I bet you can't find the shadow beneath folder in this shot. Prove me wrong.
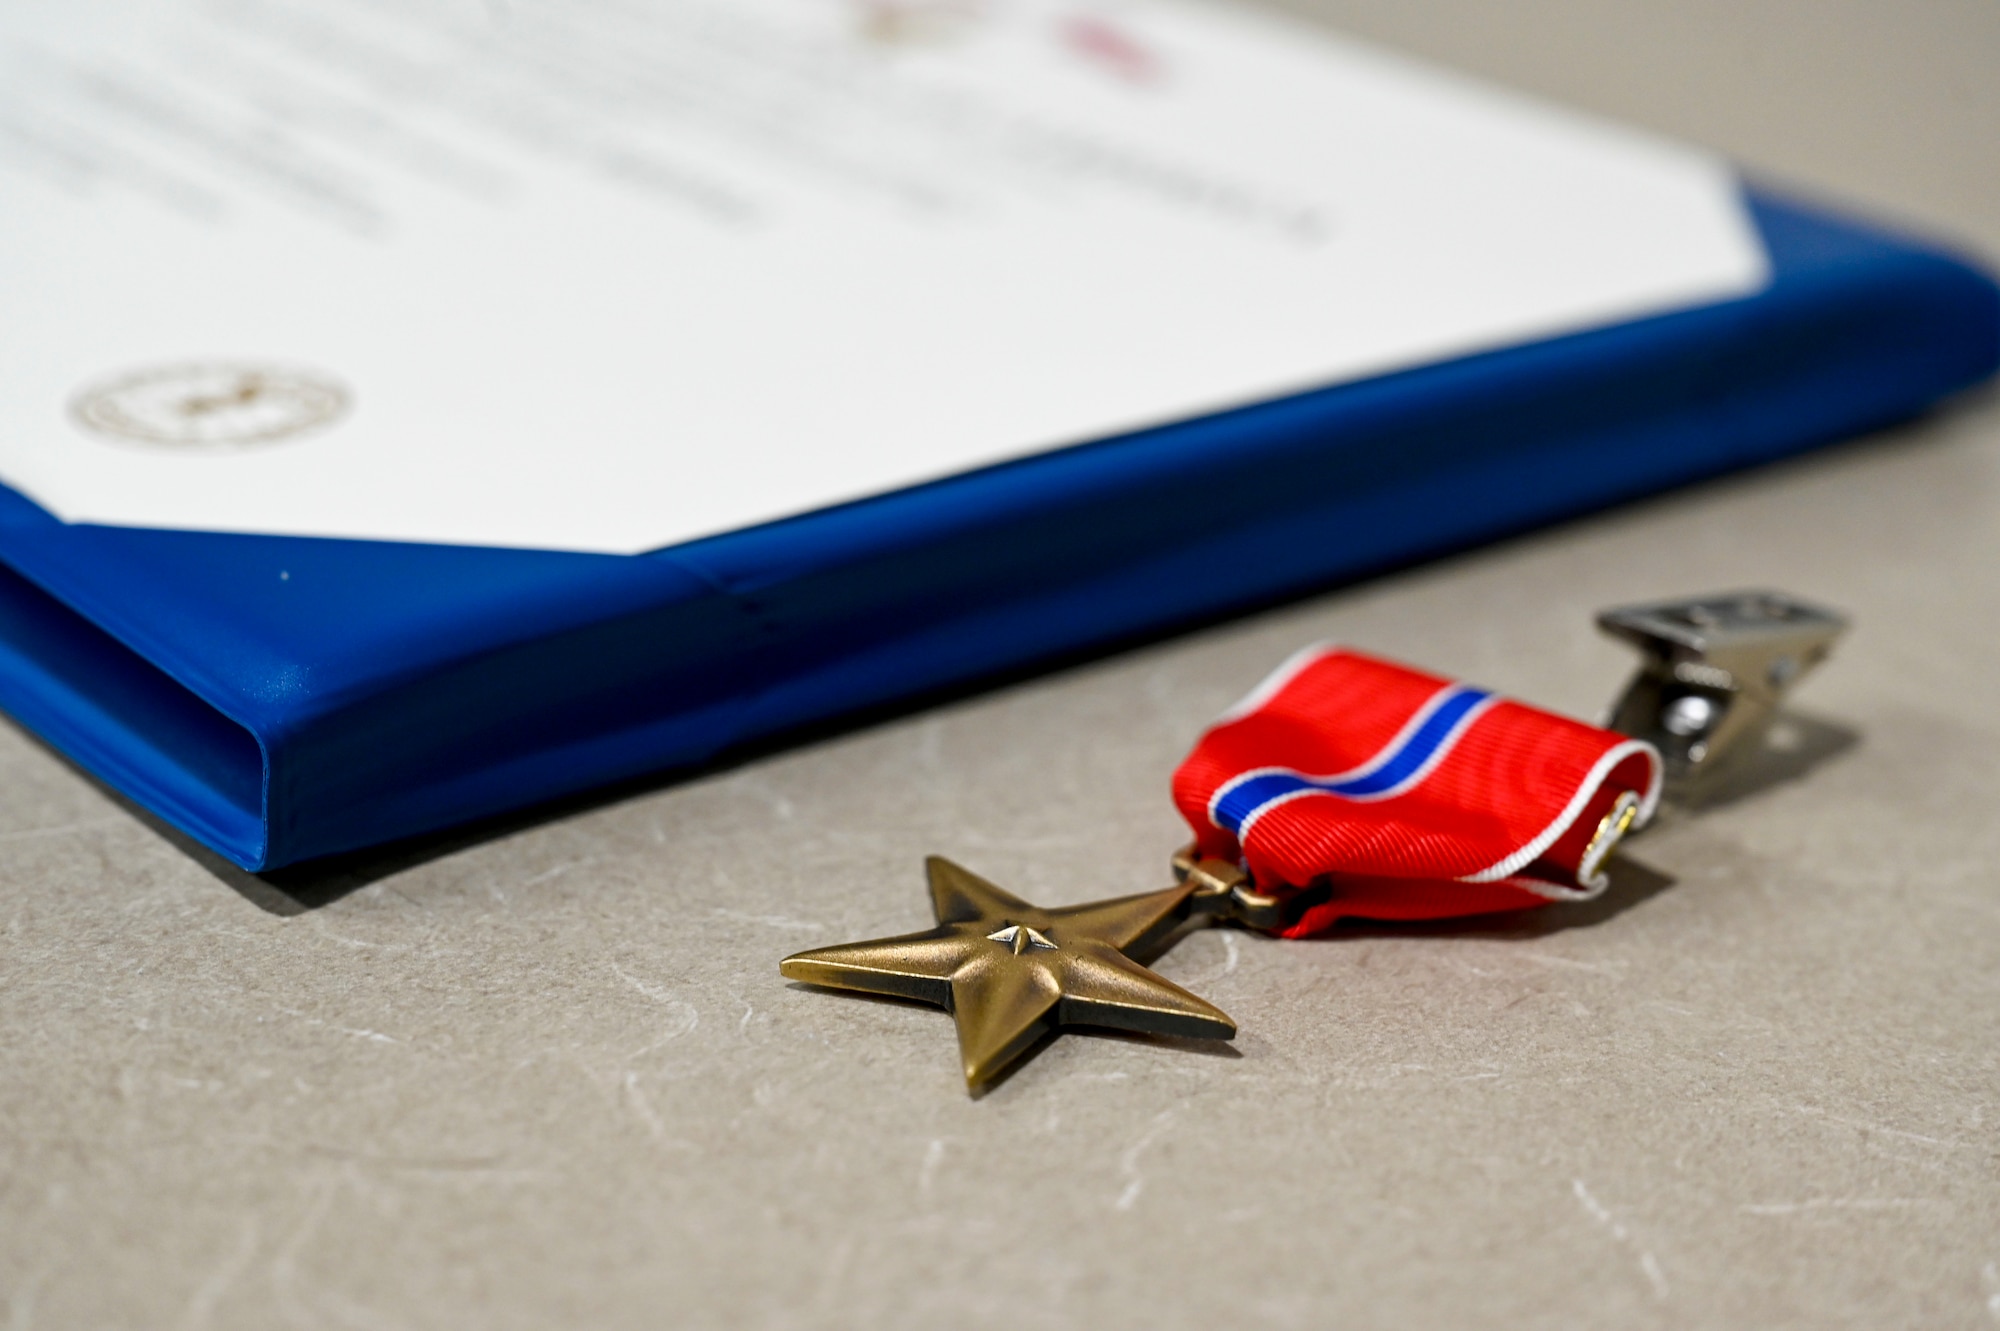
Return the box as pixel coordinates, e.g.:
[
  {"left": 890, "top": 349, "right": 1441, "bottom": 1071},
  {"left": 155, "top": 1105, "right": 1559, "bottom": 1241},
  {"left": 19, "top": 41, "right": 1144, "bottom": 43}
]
[{"left": 0, "top": 713, "right": 600, "bottom": 915}]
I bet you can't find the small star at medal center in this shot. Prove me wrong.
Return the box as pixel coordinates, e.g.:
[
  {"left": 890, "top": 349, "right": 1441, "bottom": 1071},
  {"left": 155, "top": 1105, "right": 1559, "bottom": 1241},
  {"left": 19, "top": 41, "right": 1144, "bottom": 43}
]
[
  {"left": 986, "top": 923, "right": 1058, "bottom": 954},
  {"left": 780, "top": 856, "right": 1237, "bottom": 1091}
]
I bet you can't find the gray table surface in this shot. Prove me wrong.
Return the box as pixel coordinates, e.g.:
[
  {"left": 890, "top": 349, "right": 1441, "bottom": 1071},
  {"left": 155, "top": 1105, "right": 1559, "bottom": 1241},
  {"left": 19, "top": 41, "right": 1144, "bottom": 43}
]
[{"left": 6, "top": 2, "right": 2000, "bottom": 1327}]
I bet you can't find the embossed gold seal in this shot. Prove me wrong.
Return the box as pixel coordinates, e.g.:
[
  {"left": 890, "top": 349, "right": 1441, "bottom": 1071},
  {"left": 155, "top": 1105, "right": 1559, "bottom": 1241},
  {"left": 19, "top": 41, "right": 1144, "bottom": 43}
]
[{"left": 70, "top": 362, "right": 349, "bottom": 449}]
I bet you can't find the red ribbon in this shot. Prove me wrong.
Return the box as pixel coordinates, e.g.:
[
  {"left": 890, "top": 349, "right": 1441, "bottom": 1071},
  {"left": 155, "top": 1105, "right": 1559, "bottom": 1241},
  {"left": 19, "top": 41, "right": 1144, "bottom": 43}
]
[{"left": 1173, "top": 647, "right": 1660, "bottom": 937}]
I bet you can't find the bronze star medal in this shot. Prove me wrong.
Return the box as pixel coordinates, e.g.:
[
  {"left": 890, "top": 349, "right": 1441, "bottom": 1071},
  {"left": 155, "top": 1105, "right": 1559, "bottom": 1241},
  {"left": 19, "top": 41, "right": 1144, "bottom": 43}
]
[
  {"left": 779, "top": 598, "right": 1842, "bottom": 1094},
  {"left": 781, "top": 856, "right": 1238, "bottom": 1090}
]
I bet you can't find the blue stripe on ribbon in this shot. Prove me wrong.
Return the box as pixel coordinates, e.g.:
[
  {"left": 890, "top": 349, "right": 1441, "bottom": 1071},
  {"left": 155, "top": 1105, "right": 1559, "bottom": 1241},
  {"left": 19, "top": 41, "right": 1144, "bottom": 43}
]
[{"left": 1211, "top": 686, "right": 1493, "bottom": 835}]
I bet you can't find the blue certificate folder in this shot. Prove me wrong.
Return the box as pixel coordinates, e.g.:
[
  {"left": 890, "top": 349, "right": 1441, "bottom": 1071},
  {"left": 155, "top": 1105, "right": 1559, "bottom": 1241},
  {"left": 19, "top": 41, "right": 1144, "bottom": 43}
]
[{"left": 0, "top": 188, "right": 1993, "bottom": 870}]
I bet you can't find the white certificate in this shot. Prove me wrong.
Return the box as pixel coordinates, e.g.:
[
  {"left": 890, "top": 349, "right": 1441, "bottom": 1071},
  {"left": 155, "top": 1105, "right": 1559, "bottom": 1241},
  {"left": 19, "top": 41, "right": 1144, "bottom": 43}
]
[{"left": 0, "top": 0, "right": 1766, "bottom": 553}]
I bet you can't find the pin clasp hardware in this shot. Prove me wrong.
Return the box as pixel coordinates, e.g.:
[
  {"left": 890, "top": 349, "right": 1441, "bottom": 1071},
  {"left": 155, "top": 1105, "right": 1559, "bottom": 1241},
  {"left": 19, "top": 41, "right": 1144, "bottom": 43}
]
[{"left": 1597, "top": 589, "right": 1848, "bottom": 796}]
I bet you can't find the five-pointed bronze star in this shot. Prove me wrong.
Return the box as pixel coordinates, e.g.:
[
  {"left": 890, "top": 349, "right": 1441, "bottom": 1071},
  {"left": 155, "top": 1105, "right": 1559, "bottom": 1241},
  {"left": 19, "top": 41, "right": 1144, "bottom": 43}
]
[{"left": 781, "top": 857, "right": 1236, "bottom": 1090}]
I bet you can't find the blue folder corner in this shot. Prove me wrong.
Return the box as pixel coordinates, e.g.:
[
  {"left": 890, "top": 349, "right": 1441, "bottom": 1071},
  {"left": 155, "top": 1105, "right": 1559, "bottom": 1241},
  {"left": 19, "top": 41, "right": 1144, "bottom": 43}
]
[{"left": 0, "top": 187, "right": 1994, "bottom": 870}]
